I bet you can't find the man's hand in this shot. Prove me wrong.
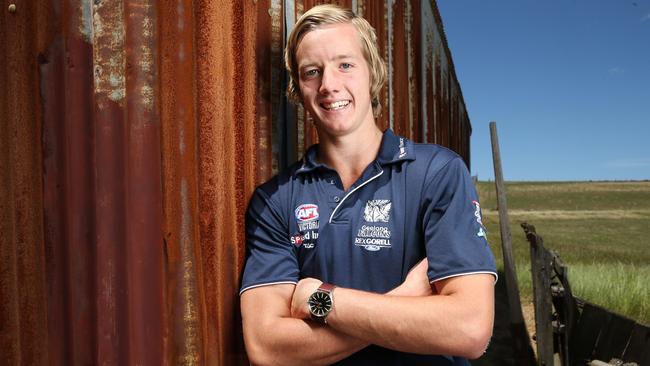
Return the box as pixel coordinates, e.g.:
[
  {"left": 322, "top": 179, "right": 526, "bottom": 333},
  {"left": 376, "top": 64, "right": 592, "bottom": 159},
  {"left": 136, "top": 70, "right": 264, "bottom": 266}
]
[
  {"left": 241, "top": 284, "right": 368, "bottom": 365},
  {"left": 389, "top": 258, "right": 434, "bottom": 296},
  {"left": 290, "top": 277, "right": 323, "bottom": 319}
]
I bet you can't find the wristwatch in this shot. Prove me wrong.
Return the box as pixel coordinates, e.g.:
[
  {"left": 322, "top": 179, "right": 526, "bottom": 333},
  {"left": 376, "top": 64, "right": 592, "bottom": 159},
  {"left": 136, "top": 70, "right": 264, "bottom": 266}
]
[{"left": 308, "top": 283, "right": 336, "bottom": 324}]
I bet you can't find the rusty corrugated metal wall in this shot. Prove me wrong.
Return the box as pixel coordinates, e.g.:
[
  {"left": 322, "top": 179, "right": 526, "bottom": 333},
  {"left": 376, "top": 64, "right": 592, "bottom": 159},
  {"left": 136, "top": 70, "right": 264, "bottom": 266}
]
[{"left": 0, "top": 0, "right": 470, "bottom": 364}]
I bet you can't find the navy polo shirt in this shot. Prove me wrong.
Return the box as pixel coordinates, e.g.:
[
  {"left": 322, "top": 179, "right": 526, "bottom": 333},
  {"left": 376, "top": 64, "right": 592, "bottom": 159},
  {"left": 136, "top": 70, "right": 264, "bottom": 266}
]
[{"left": 241, "top": 129, "right": 497, "bottom": 365}]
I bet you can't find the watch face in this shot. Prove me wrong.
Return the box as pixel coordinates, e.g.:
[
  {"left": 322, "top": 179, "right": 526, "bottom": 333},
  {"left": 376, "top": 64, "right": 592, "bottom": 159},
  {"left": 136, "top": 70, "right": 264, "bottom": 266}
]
[{"left": 308, "top": 291, "right": 332, "bottom": 317}]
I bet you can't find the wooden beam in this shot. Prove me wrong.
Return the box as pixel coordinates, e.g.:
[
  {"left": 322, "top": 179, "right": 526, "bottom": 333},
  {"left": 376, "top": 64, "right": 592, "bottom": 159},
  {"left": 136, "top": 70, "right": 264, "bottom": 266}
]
[{"left": 489, "top": 121, "right": 537, "bottom": 365}]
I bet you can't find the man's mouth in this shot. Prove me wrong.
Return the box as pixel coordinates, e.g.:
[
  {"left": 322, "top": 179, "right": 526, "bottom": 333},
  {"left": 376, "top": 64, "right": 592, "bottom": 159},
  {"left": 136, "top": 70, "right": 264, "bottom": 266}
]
[{"left": 320, "top": 100, "right": 350, "bottom": 111}]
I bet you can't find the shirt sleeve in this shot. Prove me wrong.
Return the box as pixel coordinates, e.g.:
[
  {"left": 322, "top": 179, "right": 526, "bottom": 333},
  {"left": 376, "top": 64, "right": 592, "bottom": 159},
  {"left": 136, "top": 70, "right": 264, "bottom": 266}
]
[
  {"left": 239, "top": 188, "right": 300, "bottom": 295},
  {"left": 421, "top": 157, "right": 497, "bottom": 283}
]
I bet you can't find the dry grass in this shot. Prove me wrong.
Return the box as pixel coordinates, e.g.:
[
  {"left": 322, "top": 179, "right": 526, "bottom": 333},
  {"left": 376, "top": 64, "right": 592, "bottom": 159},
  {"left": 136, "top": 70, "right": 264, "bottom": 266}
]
[
  {"left": 483, "top": 209, "right": 650, "bottom": 220},
  {"left": 476, "top": 180, "right": 650, "bottom": 324},
  {"left": 503, "top": 181, "right": 650, "bottom": 193}
]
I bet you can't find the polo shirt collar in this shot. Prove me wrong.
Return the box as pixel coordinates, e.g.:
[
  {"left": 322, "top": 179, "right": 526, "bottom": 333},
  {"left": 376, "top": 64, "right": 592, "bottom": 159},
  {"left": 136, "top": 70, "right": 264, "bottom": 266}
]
[
  {"left": 295, "top": 129, "right": 415, "bottom": 175},
  {"left": 376, "top": 128, "right": 416, "bottom": 165},
  {"left": 296, "top": 145, "right": 326, "bottom": 174}
]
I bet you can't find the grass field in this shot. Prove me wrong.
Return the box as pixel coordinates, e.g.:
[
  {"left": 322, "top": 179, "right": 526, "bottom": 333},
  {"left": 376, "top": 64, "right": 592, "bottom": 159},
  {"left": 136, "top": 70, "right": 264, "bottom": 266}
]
[{"left": 475, "top": 181, "right": 650, "bottom": 324}]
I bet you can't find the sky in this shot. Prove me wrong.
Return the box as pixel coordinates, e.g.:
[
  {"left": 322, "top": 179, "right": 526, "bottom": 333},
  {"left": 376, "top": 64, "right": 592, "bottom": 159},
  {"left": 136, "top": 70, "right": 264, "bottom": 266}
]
[{"left": 436, "top": 1, "right": 650, "bottom": 181}]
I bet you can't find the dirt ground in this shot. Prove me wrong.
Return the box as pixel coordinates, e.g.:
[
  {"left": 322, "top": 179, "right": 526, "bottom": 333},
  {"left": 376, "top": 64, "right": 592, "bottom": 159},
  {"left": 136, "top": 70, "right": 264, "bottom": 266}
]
[{"left": 522, "top": 302, "right": 537, "bottom": 353}]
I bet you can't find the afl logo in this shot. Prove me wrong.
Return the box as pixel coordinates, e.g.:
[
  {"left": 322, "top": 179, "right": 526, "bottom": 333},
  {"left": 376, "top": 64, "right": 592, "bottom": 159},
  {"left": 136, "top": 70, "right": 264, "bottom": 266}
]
[{"left": 295, "top": 204, "right": 319, "bottom": 222}]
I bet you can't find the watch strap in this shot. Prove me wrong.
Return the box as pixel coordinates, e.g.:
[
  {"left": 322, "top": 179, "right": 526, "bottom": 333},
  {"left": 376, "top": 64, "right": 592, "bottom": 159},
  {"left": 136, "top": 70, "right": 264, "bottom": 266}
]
[{"left": 318, "top": 282, "right": 336, "bottom": 294}]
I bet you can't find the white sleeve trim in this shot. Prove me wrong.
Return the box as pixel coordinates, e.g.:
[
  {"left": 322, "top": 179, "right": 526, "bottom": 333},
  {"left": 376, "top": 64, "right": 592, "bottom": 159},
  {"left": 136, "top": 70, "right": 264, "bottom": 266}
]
[
  {"left": 430, "top": 271, "right": 498, "bottom": 285},
  {"left": 239, "top": 281, "right": 298, "bottom": 296}
]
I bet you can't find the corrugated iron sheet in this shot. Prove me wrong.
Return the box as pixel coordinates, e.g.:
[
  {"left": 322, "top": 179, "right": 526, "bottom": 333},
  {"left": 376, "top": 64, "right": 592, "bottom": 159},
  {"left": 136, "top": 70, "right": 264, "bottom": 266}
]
[{"left": 1, "top": 0, "right": 471, "bottom": 364}]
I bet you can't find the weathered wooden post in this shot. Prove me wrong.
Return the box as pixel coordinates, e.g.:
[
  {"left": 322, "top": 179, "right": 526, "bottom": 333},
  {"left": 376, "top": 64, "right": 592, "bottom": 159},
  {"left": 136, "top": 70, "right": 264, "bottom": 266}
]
[
  {"left": 522, "top": 223, "right": 555, "bottom": 366},
  {"left": 489, "top": 122, "right": 537, "bottom": 365},
  {"left": 550, "top": 251, "right": 578, "bottom": 365}
]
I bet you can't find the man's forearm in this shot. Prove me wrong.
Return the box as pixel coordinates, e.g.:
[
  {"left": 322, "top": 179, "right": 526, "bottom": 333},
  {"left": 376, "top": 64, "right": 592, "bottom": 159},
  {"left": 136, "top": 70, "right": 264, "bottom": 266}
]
[
  {"left": 244, "top": 315, "right": 367, "bottom": 366},
  {"left": 293, "top": 274, "right": 495, "bottom": 359},
  {"left": 329, "top": 289, "right": 488, "bottom": 357}
]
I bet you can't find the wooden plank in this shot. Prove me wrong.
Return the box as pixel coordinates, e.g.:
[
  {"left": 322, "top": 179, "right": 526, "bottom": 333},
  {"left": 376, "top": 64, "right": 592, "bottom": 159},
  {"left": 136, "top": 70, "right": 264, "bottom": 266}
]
[
  {"left": 490, "top": 122, "right": 536, "bottom": 365},
  {"left": 592, "top": 314, "right": 636, "bottom": 362},
  {"left": 570, "top": 303, "right": 612, "bottom": 365},
  {"left": 549, "top": 253, "right": 578, "bottom": 366},
  {"left": 622, "top": 323, "right": 650, "bottom": 365},
  {"left": 524, "top": 224, "right": 554, "bottom": 366}
]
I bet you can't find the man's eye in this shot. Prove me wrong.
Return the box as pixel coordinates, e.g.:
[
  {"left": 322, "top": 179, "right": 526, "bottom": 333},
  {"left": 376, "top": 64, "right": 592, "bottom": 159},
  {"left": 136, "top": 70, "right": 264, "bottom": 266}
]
[
  {"left": 304, "top": 69, "right": 319, "bottom": 78},
  {"left": 340, "top": 63, "right": 352, "bottom": 69}
]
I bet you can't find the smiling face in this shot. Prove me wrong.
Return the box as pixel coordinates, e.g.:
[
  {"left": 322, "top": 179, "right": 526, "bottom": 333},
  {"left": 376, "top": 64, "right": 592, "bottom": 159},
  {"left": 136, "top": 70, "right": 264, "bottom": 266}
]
[{"left": 295, "top": 22, "right": 376, "bottom": 139}]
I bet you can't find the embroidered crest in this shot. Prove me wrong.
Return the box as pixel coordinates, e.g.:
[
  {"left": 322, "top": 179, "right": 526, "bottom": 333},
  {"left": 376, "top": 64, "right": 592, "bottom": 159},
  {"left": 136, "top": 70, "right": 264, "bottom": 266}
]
[{"left": 363, "top": 200, "right": 392, "bottom": 223}]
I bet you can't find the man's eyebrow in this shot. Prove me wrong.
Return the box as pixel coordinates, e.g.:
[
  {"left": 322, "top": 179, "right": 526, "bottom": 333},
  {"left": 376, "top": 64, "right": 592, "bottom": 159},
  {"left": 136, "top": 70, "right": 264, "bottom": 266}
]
[
  {"left": 298, "top": 55, "right": 356, "bottom": 70},
  {"left": 299, "top": 61, "right": 318, "bottom": 70},
  {"left": 333, "top": 54, "right": 354, "bottom": 59}
]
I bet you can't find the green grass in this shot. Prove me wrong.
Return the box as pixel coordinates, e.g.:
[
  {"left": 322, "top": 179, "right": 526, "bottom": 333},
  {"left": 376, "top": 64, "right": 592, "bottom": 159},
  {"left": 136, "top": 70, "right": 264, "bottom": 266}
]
[{"left": 476, "top": 181, "right": 650, "bottom": 324}]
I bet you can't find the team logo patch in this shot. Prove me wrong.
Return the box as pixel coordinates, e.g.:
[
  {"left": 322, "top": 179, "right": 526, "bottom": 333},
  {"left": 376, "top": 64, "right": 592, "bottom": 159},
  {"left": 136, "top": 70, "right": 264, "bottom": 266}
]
[
  {"left": 472, "top": 200, "right": 487, "bottom": 238},
  {"left": 295, "top": 204, "right": 319, "bottom": 222},
  {"left": 294, "top": 204, "right": 320, "bottom": 249},
  {"left": 356, "top": 199, "right": 393, "bottom": 251},
  {"left": 363, "top": 200, "right": 392, "bottom": 223}
]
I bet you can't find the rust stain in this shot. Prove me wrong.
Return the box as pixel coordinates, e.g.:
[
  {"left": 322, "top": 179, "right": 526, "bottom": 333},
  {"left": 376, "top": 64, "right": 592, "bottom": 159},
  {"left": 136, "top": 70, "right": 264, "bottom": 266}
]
[
  {"left": 297, "top": 104, "right": 305, "bottom": 157},
  {"left": 269, "top": 0, "right": 283, "bottom": 173},
  {"left": 386, "top": 0, "right": 394, "bottom": 129},
  {"left": 123, "top": 0, "right": 165, "bottom": 363},
  {"left": 159, "top": 0, "right": 205, "bottom": 363},
  {"left": 139, "top": 12, "right": 155, "bottom": 111},
  {"left": 195, "top": 0, "right": 237, "bottom": 362},
  {"left": 254, "top": 0, "right": 273, "bottom": 183},
  {"left": 180, "top": 180, "right": 200, "bottom": 366},
  {"left": 405, "top": 0, "right": 416, "bottom": 139},
  {"left": 92, "top": 0, "right": 126, "bottom": 107},
  {"left": 79, "top": 0, "right": 93, "bottom": 42},
  {"left": 140, "top": 84, "right": 154, "bottom": 110},
  {"left": 391, "top": 0, "right": 407, "bottom": 137}
]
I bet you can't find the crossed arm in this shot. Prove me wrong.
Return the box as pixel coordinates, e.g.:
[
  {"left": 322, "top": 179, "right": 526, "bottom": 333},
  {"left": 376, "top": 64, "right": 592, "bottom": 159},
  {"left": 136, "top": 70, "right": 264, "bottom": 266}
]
[{"left": 240, "top": 259, "right": 495, "bottom": 366}]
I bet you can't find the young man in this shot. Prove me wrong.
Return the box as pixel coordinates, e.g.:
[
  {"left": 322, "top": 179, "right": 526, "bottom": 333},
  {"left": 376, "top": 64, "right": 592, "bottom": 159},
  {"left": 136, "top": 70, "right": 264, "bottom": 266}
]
[{"left": 240, "top": 4, "right": 497, "bottom": 365}]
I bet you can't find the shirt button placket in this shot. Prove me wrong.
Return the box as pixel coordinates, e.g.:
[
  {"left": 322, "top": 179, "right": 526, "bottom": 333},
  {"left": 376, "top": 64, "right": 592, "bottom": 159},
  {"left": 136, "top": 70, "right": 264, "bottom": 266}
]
[{"left": 324, "top": 174, "right": 343, "bottom": 221}]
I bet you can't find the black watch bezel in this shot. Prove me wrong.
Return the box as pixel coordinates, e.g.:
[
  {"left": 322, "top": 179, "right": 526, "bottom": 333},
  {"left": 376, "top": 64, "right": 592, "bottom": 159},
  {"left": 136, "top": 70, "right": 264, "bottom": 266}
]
[{"left": 308, "top": 284, "right": 335, "bottom": 323}]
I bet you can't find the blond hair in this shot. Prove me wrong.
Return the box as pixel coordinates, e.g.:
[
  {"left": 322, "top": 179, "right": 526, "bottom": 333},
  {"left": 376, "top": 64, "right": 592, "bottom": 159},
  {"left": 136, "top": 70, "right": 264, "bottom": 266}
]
[{"left": 284, "top": 4, "right": 387, "bottom": 117}]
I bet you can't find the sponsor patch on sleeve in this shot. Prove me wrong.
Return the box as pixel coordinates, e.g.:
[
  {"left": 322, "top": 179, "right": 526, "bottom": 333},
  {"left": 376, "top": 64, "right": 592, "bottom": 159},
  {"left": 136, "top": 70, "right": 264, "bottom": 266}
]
[{"left": 472, "top": 200, "right": 488, "bottom": 238}]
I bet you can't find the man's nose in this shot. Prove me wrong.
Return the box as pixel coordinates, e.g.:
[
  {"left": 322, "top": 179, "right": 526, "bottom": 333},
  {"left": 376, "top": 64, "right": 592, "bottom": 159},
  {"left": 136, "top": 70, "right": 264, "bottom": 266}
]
[{"left": 318, "top": 67, "right": 340, "bottom": 95}]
